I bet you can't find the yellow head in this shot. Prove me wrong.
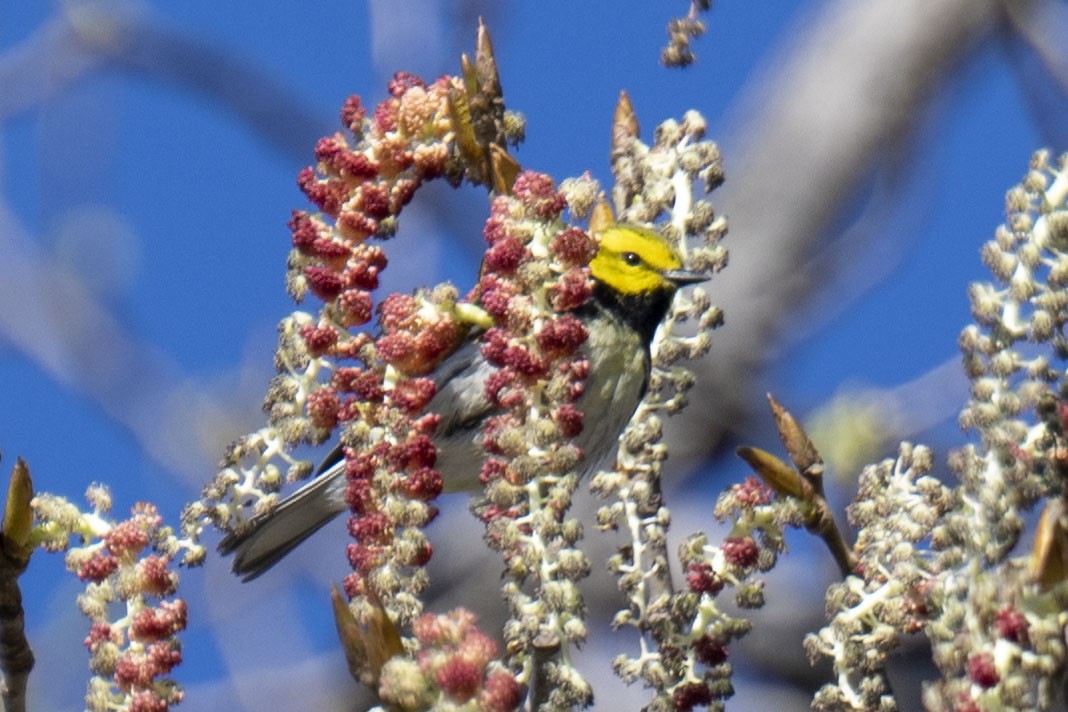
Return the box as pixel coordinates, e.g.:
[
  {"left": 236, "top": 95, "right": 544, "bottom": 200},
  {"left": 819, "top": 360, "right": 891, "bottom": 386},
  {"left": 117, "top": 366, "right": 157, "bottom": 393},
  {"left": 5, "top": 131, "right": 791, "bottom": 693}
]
[{"left": 589, "top": 224, "right": 703, "bottom": 295}]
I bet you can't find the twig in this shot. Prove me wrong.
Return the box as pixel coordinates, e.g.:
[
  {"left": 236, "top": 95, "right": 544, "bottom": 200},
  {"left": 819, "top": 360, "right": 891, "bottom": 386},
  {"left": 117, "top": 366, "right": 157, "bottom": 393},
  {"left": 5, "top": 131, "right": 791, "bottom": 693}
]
[
  {"left": 0, "top": 456, "right": 34, "bottom": 712},
  {"left": 737, "top": 395, "right": 859, "bottom": 578}
]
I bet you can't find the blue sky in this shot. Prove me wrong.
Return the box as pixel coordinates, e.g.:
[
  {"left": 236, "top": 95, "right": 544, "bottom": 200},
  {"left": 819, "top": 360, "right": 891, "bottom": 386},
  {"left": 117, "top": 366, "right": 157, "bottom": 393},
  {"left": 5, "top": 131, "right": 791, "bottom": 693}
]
[{"left": 1, "top": 2, "right": 1060, "bottom": 710}]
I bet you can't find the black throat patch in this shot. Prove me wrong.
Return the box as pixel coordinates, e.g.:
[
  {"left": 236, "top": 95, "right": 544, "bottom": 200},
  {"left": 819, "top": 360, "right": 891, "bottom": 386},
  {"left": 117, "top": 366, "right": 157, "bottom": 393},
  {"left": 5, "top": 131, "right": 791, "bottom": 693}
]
[{"left": 587, "top": 281, "right": 677, "bottom": 345}]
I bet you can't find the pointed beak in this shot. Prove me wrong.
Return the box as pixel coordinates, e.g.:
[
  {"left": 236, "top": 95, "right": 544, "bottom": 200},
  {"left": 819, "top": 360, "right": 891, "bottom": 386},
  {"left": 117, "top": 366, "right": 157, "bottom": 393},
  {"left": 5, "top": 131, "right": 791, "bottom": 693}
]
[{"left": 662, "top": 267, "right": 712, "bottom": 286}]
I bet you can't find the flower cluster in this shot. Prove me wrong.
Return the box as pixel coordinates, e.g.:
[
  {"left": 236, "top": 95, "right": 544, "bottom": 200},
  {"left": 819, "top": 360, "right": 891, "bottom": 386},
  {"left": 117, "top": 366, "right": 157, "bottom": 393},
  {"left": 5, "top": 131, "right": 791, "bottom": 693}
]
[
  {"left": 798, "top": 152, "right": 1068, "bottom": 711},
  {"left": 589, "top": 95, "right": 728, "bottom": 708},
  {"left": 468, "top": 170, "right": 601, "bottom": 708},
  {"left": 192, "top": 22, "right": 548, "bottom": 703},
  {"left": 921, "top": 151, "right": 1068, "bottom": 711},
  {"left": 376, "top": 609, "right": 522, "bottom": 711},
  {"left": 625, "top": 476, "right": 786, "bottom": 712},
  {"left": 195, "top": 24, "right": 522, "bottom": 638},
  {"left": 804, "top": 443, "right": 951, "bottom": 711},
  {"left": 661, "top": 0, "right": 713, "bottom": 68},
  {"left": 195, "top": 19, "right": 522, "bottom": 549},
  {"left": 32, "top": 486, "right": 199, "bottom": 712}
]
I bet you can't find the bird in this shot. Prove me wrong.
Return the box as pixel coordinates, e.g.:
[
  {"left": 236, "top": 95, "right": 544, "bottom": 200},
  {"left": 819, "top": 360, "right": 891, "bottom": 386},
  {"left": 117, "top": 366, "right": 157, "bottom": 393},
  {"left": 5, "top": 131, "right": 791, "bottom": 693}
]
[{"left": 218, "top": 224, "right": 710, "bottom": 580}]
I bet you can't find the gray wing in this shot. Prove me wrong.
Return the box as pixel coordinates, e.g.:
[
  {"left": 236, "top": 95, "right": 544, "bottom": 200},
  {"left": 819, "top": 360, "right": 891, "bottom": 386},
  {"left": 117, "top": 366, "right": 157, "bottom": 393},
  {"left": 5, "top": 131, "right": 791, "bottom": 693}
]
[
  {"left": 429, "top": 338, "right": 495, "bottom": 436},
  {"left": 219, "top": 336, "right": 492, "bottom": 579},
  {"left": 423, "top": 338, "right": 497, "bottom": 490}
]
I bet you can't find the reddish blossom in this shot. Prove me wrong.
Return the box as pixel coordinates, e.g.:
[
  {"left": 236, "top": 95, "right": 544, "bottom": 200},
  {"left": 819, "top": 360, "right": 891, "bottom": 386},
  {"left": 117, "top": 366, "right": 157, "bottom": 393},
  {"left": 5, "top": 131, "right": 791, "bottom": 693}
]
[
  {"left": 484, "top": 368, "right": 521, "bottom": 408},
  {"left": 339, "top": 95, "right": 366, "bottom": 132},
  {"left": 478, "top": 503, "right": 521, "bottom": 524},
  {"left": 297, "top": 168, "right": 347, "bottom": 215},
  {"left": 511, "top": 171, "right": 567, "bottom": 219},
  {"left": 480, "top": 670, "right": 523, "bottom": 712},
  {"left": 379, "top": 293, "right": 418, "bottom": 328},
  {"left": 994, "top": 607, "right": 1030, "bottom": 645},
  {"left": 105, "top": 520, "right": 150, "bottom": 558},
  {"left": 502, "top": 344, "right": 549, "bottom": 378},
  {"left": 84, "top": 622, "right": 114, "bottom": 653},
  {"left": 673, "top": 681, "right": 715, "bottom": 710},
  {"left": 333, "top": 331, "right": 373, "bottom": 361},
  {"left": 313, "top": 133, "right": 345, "bottom": 163},
  {"left": 412, "top": 412, "right": 441, "bottom": 435},
  {"left": 78, "top": 551, "right": 119, "bottom": 582},
  {"left": 377, "top": 318, "right": 462, "bottom": 376},
  {"left": 300, "top": 324, "right": 338, "bottom": 356},
  {"left": 967, "top": 651, "right": 999, "bottom": 688},
  {"left": 337, "top": 210, "right": 380, "bottom": 241},
  {"left": 390, "top": 435, "right": 437, "bottom": 470},
  {"left": 348, "top": 511, "right": 393, "bottom": 545},
  {"left": 552, "top": 404, "right": 584, "bottom": 438},
  {"left": 484, "top": 235, "right": 528, "bottom": 273},
  {"left": 310, "top": 237, "right": 351, "bottom": 262},
  {"left": 348, "top": 246, "right": 387, "bottom": 289},
  {"left": 386, "top": 179, "right": 419, "bottom": 213},
  {"left": 686, "top": 562, "right": 724, "bottom": 595},
  {"left": 550, "top": 227, "right": 598, "bottom": 266},
  {"left": 372, "top": 98, "right": 399, "bottom": 133},
  {"left": 479, "top": 275, "right": 518, "bottom": 320},
  {"left": 388, "top": 71, "right": 427, "bottom": 97},
  {"left": 337, "top": 151, "right": 379, "bottom": 180},
  {"left": 306, "top": 388, "right": 341, "bottom": 429},
  {"left": 721, "top": 536, "right": 760, "bottom": 568},
  {"left": 137, "top": 555, "right": 178, "bottom": 597},
  {"left": 338, "top": 289, "right": 374, "bottom": 327},
  {"left": 114, "top": 642, "right": 182, "bottom": 691},
  {"left": 375, "top": 331, "right": 417, "bottom": 367},
  {"left": 128, "top": 689, "right": 173, "bottom": 712},
  {"left": 482, "top": 202, "right": 512, "bottom": 246},
  {"left": 536, "top": 315, "right": 588, "bottom": 357},
  {"left": 288, "top": 210, "right": 322, "bottom": 250},
  {"left": 480, "top": 328, "right": 509, "bottom": 365},
  {"left": 131, "top": 502, "right": 162, "bottom": 527},
  {"left": 304, "top": 266, "right": 345, "bottom": 301},
  {"left": 347, "top": 542, "right": 385, "bottom": 574},
  {"left": 480, "top": 458, "right": 508, "bottom": 485},
  {"left": 130, "top": 600, "right": 188, "bottom": 642},
  {"left": 359, "top": 183, "right": 391, "bottom": 219},
  {"left": 398, "top": 467, "right": 444, "bottom": 501},
  {"left": 731, "top": 477, "right": 774, "bottom": 507},
  {"left": 548, "top": 267, "right": 592, "bottom": 311},
  {"left": 344, "top": 450, "right": 377, "bottom": 480},
  {"left": 692, "top": 636, "right": 729, "bottom": 666},
  {"left": 436, "top": 657, "right": 483, "bottom": 702},
  {"left": 333, "top": 368, "right": 385, "bottom": 402},
  {"left": 391, "top": 378, "right": 437, "bottom": 414},
  {"left": 342, "top": 572, "right": 364, "bottom": 598},
  {"left": 345, "top": 478, "right": 375, "bottom": 515}
]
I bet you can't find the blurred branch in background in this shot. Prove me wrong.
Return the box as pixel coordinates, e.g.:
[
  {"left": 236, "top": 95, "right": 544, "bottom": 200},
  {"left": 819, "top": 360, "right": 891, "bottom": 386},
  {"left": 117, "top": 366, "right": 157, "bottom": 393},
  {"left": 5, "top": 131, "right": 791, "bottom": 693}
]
[
  {"left": 674, "top": 0, "right": 1001, "bottom": 461},
  {"left": 1001, "top": 0, "right": 1068, "bottom": 145},
  {"left": 0, "top": 196, "right": 239, "bottom": 483},
  {"left": 0, "top": 3, "right": 328, "bottom": 159}
]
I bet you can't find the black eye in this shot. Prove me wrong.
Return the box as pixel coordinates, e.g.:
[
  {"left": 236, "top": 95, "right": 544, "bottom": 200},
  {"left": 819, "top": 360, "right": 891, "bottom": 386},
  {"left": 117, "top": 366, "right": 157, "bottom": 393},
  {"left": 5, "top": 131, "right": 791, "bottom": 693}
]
[{"left": 622, "top": 252, "right": 642, "bottom": 267}]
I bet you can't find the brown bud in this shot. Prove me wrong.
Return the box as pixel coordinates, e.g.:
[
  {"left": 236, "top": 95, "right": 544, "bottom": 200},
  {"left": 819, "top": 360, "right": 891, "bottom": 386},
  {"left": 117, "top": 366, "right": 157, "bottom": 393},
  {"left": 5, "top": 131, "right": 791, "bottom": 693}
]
[
  {"left": 736, "top": 446, "right": 811, "bottom": 501},
  {"left": 767, "top": 394, "right": 823, "bottom": 478},
  {"left": 611, "top": 91, "right": 639, "bottom": 158},
  {"left": 331, "top": 585, "right": 404, "bottom": 687}
]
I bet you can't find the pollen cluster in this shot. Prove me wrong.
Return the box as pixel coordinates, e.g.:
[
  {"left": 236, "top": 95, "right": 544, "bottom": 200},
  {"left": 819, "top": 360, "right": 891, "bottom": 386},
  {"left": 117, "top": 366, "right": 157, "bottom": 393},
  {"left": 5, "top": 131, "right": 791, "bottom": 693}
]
[{"left": 33, "top": 486, "right": 198, "bottom": 712}]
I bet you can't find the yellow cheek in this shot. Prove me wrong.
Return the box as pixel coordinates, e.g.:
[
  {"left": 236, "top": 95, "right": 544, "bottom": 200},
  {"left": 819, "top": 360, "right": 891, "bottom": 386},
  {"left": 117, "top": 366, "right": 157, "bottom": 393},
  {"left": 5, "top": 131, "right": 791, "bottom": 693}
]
[{"left": 589, "top": 254, "right": 668, "bottom": 295}]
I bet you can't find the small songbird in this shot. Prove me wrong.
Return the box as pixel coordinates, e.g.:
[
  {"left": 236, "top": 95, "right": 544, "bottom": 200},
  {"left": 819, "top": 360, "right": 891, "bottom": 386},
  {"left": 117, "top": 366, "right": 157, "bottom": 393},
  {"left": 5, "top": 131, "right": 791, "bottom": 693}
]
[{"left": 219, "top": 224, "right": 709, "bottom": 580}]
